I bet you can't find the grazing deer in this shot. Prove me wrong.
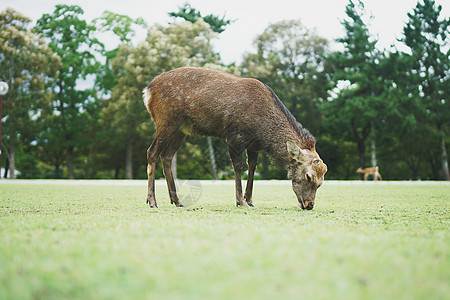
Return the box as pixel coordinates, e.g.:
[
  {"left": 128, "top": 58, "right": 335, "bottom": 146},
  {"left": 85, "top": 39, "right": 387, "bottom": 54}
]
[
  {"left": 356, "top": 167, "right": 382, "bottom": 181},
  {"left": 142, "top": 67, "right": 327, "bottom": 210}
]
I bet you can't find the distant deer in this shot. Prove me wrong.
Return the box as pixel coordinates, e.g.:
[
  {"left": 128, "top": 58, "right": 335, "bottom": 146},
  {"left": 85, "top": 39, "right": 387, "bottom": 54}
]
[
  {"left": 356, "top": 167, "right": 382, "bottom": 181},
  {"left": 142, "top": 67, "right": 327, "bottom": 210}
]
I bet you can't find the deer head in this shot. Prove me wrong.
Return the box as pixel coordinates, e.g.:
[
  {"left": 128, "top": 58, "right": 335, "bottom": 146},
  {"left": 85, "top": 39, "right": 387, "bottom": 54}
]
[{"left": 286, "top": 141, "right": 327, "bottom": 210}]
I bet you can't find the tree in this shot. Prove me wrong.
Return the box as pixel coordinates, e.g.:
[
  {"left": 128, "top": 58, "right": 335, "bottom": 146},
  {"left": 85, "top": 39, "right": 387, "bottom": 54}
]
[
  {"left": 93, "top": 11, "right": 146, "bottom": 95},
  {"left": 0, "top": 8, "right": 60, "bottom": 178},
  {"left": 35, "top": 5, "right": 103, "bottom": 179},
  {"left": 324, "top": 0, "right": 387, "bottom": 170},
  {"left": 169, "top": 3, "right": 235, "bottom": 33},
  {"left": 243, "top": 19, "right": 329, "bottom": 133},
  {"left": 90, "top": 11, "right": 147, "bottom": 179},
  {"left": 402, "top": 0, "right": 450, "bottom": 180}
]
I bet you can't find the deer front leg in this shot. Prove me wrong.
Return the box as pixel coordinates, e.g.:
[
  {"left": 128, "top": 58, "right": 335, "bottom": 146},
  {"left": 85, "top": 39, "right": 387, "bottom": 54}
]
[
  {"left": 228, "top": 144, "right": 247, "bottom": 207},
  {"left": 363, "top": 172, "right": 369, "bottom": 181},
  {"left": 244, "top": 150, "right": 258, "bottom": 207},
  {"left": 160, "top": 131, "right": 185, "bottom": 207},
  {"left": 161, "top": 156, "right": 183, "bottom": 207}
]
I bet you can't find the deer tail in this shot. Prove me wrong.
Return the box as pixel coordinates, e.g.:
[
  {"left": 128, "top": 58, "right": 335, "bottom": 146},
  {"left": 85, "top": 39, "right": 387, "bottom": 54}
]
[{"left": 142, "top": 83, "right": 152, "bottom": 113}]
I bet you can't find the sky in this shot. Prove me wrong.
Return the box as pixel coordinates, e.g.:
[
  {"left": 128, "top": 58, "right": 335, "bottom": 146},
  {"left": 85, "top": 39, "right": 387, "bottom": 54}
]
[{"left": 3, "top": 0, "right": 450, "bottom": 64}]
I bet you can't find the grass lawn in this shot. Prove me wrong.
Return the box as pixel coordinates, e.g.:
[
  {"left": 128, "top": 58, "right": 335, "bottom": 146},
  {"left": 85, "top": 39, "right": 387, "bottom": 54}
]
[{"left": 0, "top": 180, "right": 449, "bottom": 300}]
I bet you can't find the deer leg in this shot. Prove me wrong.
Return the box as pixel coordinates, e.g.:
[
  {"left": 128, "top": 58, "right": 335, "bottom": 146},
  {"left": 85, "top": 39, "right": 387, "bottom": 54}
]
[
  {"left": 228, "top": 144, "right": 247, "bottom": 207},
  {"left": 364, "top": 173, "right": 369, "bottom": 181},
  {"left": 244, "top": 150, "right": 258, "bottom": 207},
  {"left": 160, "top": 131, "right": 186, "bottom": 207},
  {"left": 147, "top": 137, "right": 164, "bottom": 208}
]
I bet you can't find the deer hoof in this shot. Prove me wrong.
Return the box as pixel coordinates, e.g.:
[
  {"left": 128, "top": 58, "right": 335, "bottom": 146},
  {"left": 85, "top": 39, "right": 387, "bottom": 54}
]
[
  {"left": 248, "top": 203, "right": 255, "bottom": 207},
  {"left": 178, "top": 204, "right": 185, "bottom": 207},
  {"left": 150, "top": 205, "right": 158, "bottom": 208}
]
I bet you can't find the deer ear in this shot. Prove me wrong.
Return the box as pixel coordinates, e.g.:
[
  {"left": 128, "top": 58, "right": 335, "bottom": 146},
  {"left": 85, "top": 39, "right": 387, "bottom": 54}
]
[{"left": 286, "top": 141, "right": 307, "bottom": 162}]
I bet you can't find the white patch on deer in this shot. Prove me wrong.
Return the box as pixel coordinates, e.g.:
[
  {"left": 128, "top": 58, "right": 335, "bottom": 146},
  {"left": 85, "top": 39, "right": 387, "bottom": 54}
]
[{"left": 142, "top": 88, "right": 151, "bottom": 112}]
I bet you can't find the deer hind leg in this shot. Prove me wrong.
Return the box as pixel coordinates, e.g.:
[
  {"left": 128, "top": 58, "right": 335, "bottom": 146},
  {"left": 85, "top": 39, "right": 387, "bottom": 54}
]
[
  {"left": 244, "top": 150, "right": 258, "bottom": 207},
  {"left": 160, "top": 130, "right": 186, "bottom": 207},
  {"left": 147, "top": 136, "right": 164, "bottom": 208},
  {"left": 227, "top": 143, "right": 247, "bottom": 207},
  {"left": 376, "top": 172, "right": 382, "bottom": 181}
]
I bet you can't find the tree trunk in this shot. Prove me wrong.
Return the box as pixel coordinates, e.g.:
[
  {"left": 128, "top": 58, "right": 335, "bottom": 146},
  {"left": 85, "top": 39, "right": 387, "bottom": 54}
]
[
  {"left": 440, "top": 134, "right": 449, "bottom": 180},
  {"left": 351, "top": 119, "right": 370, "bottom": 169},
  {"left": 67, "top": 146, "right": 75, "bottom": 179},
  {"left": 370, "top": 120, "right": 377, "bottom": 167},
  {"left": 125, "top": 140, "right": 133, "bottom": 179},
  {"left": 426, "top": 150, "right": 439, "bottom": 180},
  {"left": 2, "top": 141, "right": 9, "bottom": 178},
  {"left": 356, "top": 140, "right": 365, "bottom": 169},
  {"left": 0, "top": 95, "right": 3, "bottom": 175},
  {"left": 55, "top": 164, "right": 61, "bottom": 179},
  {"left": 207, "top": 137, "right": 217, "bottom": 180},
  {"left": 84, "top": 159, "right": 89, "bottom": 179},
  {"left": 3, "top": 160, "right": 8, "bottom": 178},
  {"left": 0, "top": 142, "right": 5, "bottom": 178},
  {"left": 8, "top": 138, "right": 15, "bottom": 179}
]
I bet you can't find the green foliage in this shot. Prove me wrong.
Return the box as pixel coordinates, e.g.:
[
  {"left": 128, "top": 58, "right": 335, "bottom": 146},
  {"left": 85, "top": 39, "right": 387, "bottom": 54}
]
[
  {"left": 323, "top": 0, "right": 389, "bottom": 169},
  {"left": 34, "top": 5, "right": 103, "bottom": 179},
  {"left": 402, "top": 0, "right": 449, "bottom": 125},
  {"left": 169, "top": 3, "right": 235, "bottom": 34},
  {"left": 93, "top": 11, "right": 147, "bottom": 94},
  {"left": 243, "top": 19, "right": 329, "bottom": 132},
  {"left": 401, "top": 0, "right": 450, "bottom": 179},
  {"left": 1, "top": 181, "right": 449, "bottom": 299},
  {"left": 2, "top": 1, "right": 449, "bottom": 180},
  {"left": 0, "top": 8, "right": 60, "bottom": 178},
  {"left": 94, "top": 11, "right": 146, "bottom": 44}
]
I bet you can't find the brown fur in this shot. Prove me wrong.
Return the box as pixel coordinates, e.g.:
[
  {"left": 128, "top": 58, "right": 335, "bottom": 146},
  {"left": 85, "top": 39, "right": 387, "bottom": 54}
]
[{"left": 143, "top": 67, "right": 327, "bottom": 209}]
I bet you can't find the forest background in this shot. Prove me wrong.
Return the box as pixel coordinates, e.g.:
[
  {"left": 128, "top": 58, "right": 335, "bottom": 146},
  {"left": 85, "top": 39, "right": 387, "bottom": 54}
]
[{"left": 0, "top": 0, "right": 449, "bottom": 180}]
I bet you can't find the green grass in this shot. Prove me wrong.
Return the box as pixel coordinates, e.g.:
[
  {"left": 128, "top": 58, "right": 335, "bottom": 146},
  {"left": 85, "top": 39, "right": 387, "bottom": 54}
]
[{"left": 1, "top": 181, "right": 449, "bottom": 300}]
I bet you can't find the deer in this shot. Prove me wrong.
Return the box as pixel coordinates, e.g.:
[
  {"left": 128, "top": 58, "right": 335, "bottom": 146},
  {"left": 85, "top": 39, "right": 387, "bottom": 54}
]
[
  {"left": 356, "top": 166, "right": 382, "bottom": 181},
  {"left": 142, "top": 67, "right": 327, "bottom": 210}
]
